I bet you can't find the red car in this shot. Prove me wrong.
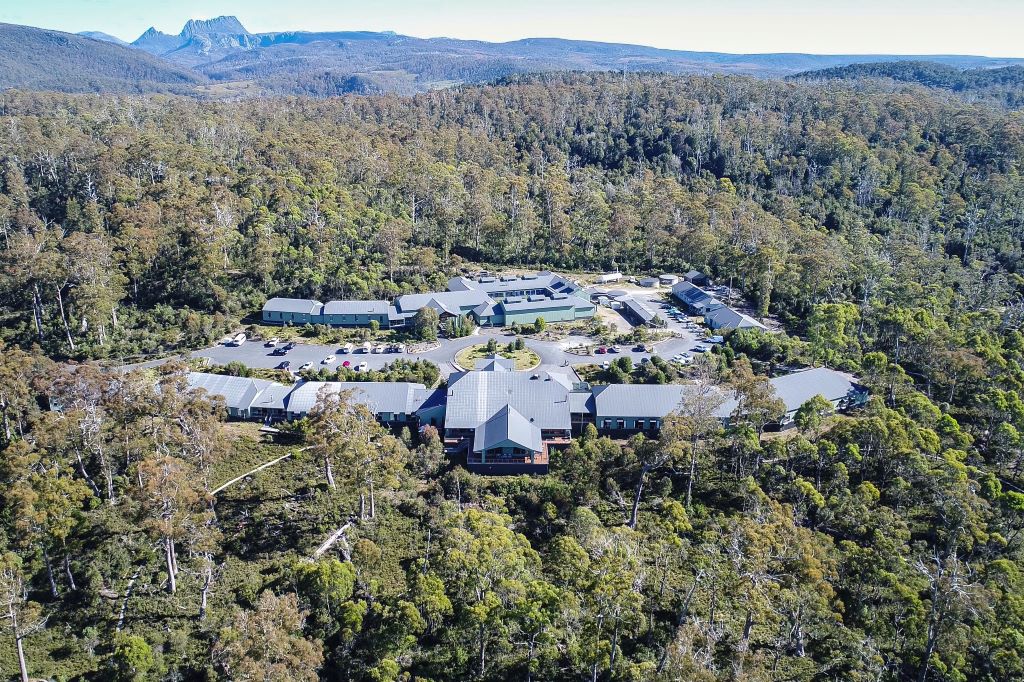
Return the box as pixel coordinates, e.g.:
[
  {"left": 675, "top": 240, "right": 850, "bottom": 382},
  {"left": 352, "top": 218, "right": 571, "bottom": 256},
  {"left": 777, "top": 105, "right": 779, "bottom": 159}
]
[
  {"left": 342, "top": 360, "right": 351, "bottom": 367},
  {"left": 595, "top": 346, "right": 607, "bottom": 354}
]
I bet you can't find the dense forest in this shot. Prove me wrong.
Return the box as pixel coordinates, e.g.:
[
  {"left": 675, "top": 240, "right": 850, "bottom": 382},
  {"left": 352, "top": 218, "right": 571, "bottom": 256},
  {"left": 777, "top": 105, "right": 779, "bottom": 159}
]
[
  {"left": 3, "top": 72, "right": 1024, "bottom": 680},
  {"left": 794, "top": 60, "right": 1024, "bottom": 109}
]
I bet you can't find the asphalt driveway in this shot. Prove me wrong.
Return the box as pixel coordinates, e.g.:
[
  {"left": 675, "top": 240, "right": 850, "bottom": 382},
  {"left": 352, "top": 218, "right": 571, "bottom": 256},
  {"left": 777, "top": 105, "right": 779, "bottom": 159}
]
[{"left": 192, "top": 324, "right": 706, "bottom": 379}]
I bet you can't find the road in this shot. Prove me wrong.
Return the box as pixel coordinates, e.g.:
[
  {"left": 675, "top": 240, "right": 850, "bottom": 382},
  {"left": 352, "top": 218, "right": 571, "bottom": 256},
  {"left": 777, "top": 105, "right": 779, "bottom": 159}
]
[{"left": 192, "top": 324, "right": 705, "bottom": 379}]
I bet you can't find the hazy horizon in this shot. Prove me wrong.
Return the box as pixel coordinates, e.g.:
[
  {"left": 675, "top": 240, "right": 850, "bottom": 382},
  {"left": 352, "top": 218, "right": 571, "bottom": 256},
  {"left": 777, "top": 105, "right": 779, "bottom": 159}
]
[{"left": 4, "top": 0, "right": 1024, "bottom": 59}]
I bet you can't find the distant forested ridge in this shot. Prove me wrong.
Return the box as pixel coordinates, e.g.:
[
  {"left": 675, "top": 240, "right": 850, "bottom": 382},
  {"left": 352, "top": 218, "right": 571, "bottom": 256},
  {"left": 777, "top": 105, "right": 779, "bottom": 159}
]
[
  {"left": 794, "top": 60, "right": 1024, "bottom": 107},
  {"left": 0, "top": 23, "right": 205, "bottom": 94},
  {"left": 7, "top": 16, "right": 1024, "bottom": 96},
  {"left": 3, "top": 73, "right": 1024, "bottom": 680}
]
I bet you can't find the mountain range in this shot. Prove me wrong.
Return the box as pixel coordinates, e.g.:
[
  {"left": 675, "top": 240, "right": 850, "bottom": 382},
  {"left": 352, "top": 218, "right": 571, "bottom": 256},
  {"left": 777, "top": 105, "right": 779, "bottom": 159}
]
[{"left": 1, "top": 16, "right": 1022, "bottom": 97}]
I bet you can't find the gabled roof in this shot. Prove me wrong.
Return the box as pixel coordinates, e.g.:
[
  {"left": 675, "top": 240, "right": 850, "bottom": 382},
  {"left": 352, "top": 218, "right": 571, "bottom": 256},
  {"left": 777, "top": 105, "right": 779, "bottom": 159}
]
[
  {"left": 449, "top": 272, "right": 581, "bottom": 297},
  {"left": 286, "top": 381, "right": 427, "bottom": 416},
  {"left": 592, "top": 384, "right": 692, "bottom": 419},
  {"left": 395, "top": 290, "right": 493, "bottom": 315},
  {"left": 671, "top": 281, "right": 713, "bottom": 305},
  {"left": 769, "top": 368, "right": 860, "bottom": 412},
  {"left": 263, "top": 297, "right": 323, "bottom": 315},
  {"left": 474, "top": 404, "right": 543, "bottom": 453},
  {"left": 445, "top": 369, "right": 571, "bottom": 432},
  {"left": 187, "top": 372, "right": 278, "bottom": 412},
  {"left": 479, "top": 355, "right": 516, "bottom": 372},
  {"left": 704, "top": 306, "right": 765, "bottom": 330},
  {"left": 472, "top": 301, "right": 499, "bottom": 317},
  {"left": 323, "top": 300, "right": 389, "bottom": 316},
  {"left": 569, "top": 390, "right": 595, "bottom": 414},
  {"left": 619, "top": 296, "right": 656, "bottom": 324}
]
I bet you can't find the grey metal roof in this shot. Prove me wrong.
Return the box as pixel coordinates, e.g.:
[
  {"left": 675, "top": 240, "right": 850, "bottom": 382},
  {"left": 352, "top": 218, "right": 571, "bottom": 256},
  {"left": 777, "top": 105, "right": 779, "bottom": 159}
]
[
  {"left": 592, "top": 384, "right": 692, "bottom": 419},
  {"left": 479, "top": 355, "right": 516, "bottom": 372},
  {"left": 472, "top": 301, "right": 499, "bottom": 317},
  {"left": 499, "top": 296, "right": 576, "bottom": 313},
  {"left": 768, "top": 368, "right": 859, "bottom": 413},
  {"left": 704, "top": 306, "right": 765, "bottom": 330},
  {"left": 395, "top": 290, "right": 493, "bottom": 315},
  {"left": 450, "top": 272, "right": 578, "bottom": 297},
  {"left": 251, "top": 381, "right": 293, "bottom": 411},
  {"left": 445, "top": 370, "right": 571, "bottom": 432},
  {"left": 263, "top": 297, "right": 323, "bottom": 315},
  {"left": 570, "top": 391, "right": 594, "bottom": 414},
  {"left": 412, "top": 387, "right": 447, "bottom": 413},
  {"left": 323, "top": 300, "right": 389, "bottom": 316},
  {"left": 286, "top": 381, "right": 427, "bottom": 416},
  {"left": 187, "top": 372, "right": 277, "bottom": 412},
  {"left": 671, "top": 282, "right": 712, "bottom": 304},
  {"left": 531, "top": 370, "right": 574, "bottom": 389},
  {"left": 619, "top": 297, "right": 656, "bottom": 324},
  {"left": 473, "top": 405, "right": 543, "bottom": 453}
]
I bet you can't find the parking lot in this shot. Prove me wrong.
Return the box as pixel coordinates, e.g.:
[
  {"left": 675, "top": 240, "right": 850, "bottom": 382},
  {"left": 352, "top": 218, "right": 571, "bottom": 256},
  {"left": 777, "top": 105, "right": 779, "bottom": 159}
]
[{"left": 191, "top": 321, "right": 711, "bottom": 380}]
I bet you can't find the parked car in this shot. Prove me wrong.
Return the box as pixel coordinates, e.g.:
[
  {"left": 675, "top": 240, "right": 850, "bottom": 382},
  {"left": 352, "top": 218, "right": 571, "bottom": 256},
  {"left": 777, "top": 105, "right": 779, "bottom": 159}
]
[
  {"left": 372, "top": 345, "right": 385, "bottom": 354},
  {"left": 360, "top": 342, "right": 372, "bottom": 353},
  {"left": 264, "top": 337, "right": 280, "bottom": 347},
  {"left": 228, "top": 333, "right": 246, "bottom": 346},
  {"left": 602, "top": 360, "right": 611, "bottom": 369},
  {"left": 691, "top": 346, "right": 708, "bottom": 353},
  {"left": 342, "top": 360, "right": 351, "bottom": 368},
  {"left": 595, "top": 346, "right": 607, "bottom": 354},
  {"left": 355, "top": 362, "right": 368, "bottom": 372},
  {"left": 393, "top": 343, "right": 406, "bottom": 353},
  {"left": 271, "top": 346, "right": 288, "bottom": 356},
  {"left": 609, "top": 345, "right": 620, "bottom": 353},
  {"left": 322, "top": 355, "right": 336, "bottom": 364},
  {"left": 707, "top": 335, "right": 725, "bottom": 344},
  {"left": 283, "top": 341, "right": 297, "bottom": 351},
  {"left": 633, "top": 344, "right": 647, "bottom": 352},
  {"left": 276, "top": 360, "right": 291, "bottom": 370},
  {"left": 298, "top": 362, "right": 313, "bottom": 371},
  {"left": 339, "top": 343, "right": 353, "bottom": 354}
]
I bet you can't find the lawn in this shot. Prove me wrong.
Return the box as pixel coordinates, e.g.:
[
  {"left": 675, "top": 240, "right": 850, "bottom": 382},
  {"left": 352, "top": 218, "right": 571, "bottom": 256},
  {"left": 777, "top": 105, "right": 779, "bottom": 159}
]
[{"left": 454, "top": 344, "right": 541, "bottom": 370}]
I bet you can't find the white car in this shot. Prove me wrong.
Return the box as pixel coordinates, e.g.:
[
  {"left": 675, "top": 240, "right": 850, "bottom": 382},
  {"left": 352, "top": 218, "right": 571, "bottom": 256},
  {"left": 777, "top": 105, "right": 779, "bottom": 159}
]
[
  {"left": 355, "top": 362, "right": 368, "bottom": 372},
  {"left": 707, "top": 335, "right": 725, "bottom": 344},
  {"left": 360, "top": 342, "right": 372, "bottom": 353},
  {"left": 298, "top": 362, "right": 313, "bottom": 371},
  {"left": 322, "top": 355, "right": 336, "bottom": 364},
  {"left": 602, "top": 360, "right": 611, "bottom": 370},
  {"left": 264, "top": 337, "right": 280, "bottom": 347},
  {"left": 340, "top": 343, "right": 353, "bottom": 354},
  {"left": 372, "top": 345, "right": 384, "bottom": 354},
  {"left": 228, "top": 333, "right": 246, "bottom": 347}
]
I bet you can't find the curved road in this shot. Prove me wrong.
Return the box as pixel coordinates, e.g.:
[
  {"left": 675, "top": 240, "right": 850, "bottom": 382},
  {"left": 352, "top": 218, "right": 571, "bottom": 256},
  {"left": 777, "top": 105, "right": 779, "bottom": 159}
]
[{"left": 191, "top": 325, "right": 700, "bottom": 379}]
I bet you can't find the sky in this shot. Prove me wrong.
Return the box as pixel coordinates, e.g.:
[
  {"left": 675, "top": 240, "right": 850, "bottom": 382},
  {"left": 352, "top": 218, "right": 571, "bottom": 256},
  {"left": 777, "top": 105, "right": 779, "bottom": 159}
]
[{"left": 3, "top": 0, "right": 1024, "bottom": 57}]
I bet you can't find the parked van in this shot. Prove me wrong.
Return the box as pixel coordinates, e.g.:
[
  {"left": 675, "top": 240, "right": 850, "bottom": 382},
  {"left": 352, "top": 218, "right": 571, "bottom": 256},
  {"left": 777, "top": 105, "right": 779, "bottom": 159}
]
[
  {"left": 360, "top": 342, "right": 372, "bottom": 353},
  {"left": 229, "top": 333, "right": 246, "bottom": 346},
  {"left": 340, "top": 343, "right": 354, "bottom": 354}
]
